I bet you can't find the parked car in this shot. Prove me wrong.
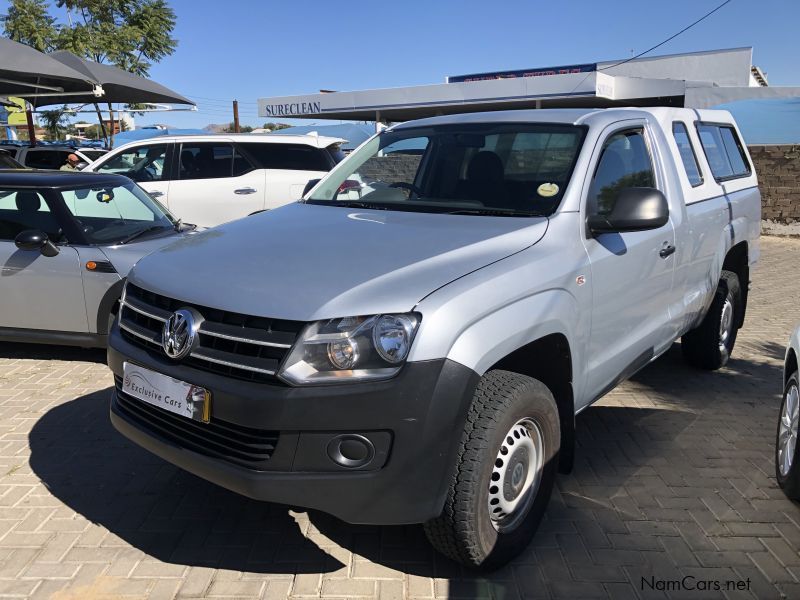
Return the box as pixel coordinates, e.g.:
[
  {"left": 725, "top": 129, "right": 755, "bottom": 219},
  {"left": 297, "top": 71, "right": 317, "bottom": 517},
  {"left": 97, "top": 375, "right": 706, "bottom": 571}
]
[
  {"left": 777, "top": 326, "right": 800, "bottom": 499},
  {"left": 8, "top": 145, "right": 108, "bottom": 170},
  {"left": 84, "top": 133, "right": 346, "bottom": 227},
  {"left": 0, "top": 149, "right": 23, "bottom": 169},
  {"left": 106, "top": 107, "right": 759, "bottom": 568},
  {"left": 0, "top": 171, "right": 194, "bottom": 348}
]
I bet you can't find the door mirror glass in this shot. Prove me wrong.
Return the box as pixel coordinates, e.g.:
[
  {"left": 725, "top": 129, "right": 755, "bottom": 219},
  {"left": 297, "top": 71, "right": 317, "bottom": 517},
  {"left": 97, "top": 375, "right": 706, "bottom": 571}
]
[
  {"left": 587, "top": 187, "right": 669, "bottom": 233},
  {"left": 14, "top": 229, "right": 60, "bottom": 257}
]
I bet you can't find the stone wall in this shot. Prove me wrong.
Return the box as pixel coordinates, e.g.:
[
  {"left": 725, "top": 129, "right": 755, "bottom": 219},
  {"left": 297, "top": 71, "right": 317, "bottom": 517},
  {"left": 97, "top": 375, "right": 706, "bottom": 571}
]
[
  {"left": 358, "top": 154, "right": 422, "bottom": 186},
  {"left": 748, "top": 145, "right": 800, "bottom": 223}
]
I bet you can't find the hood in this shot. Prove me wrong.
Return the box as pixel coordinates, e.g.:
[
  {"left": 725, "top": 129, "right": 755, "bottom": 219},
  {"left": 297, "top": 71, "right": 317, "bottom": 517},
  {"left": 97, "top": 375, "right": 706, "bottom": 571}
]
[
  {"left": 101, "top": 230, "right": 193, "bottom": 276},
  {"left": 128, "top": 203, "right": 548, "bottom": 321}
]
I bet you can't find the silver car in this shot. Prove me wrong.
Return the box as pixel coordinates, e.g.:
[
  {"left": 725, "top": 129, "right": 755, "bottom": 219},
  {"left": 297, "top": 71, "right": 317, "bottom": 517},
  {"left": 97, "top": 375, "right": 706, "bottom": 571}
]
[
  {"left": 0, "top": 170, "right": 192, "bottom": 347},
  {"left": 106, "top": 107, "right": 760, "bottom": 569}
]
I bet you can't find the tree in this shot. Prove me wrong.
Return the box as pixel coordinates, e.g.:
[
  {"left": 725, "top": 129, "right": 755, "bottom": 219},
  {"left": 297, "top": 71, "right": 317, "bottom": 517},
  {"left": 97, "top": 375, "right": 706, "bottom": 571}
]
[
  {"left": 54, "top": 0, "right": 178, "bottom": 77},
  {"left": 263, "top": 122, "right": 291, "bottom": 131},
  {"left": 0, "top": 0, "right": 56, "bottom": 51},
  {"left": 3, "top": 1, "right": 178, "bottom": 146},
  {"left": 222, "top": 122, "right": 253, "bottom": 133},
  {"left": 38, "top": 105, "right": 70, "bottom": 140}
]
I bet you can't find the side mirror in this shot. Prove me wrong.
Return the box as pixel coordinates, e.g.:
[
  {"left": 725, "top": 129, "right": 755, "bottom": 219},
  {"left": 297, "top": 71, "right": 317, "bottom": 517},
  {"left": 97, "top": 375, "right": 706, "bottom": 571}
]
[
  {"left": 302, "top": 178, "right": 321, "bottom": 197},
  {"left": 587, "top": 187, "right": 669, "bottom": 235},
  {"left": 14, "top": 229, "right": 60, "bottom": 257}
]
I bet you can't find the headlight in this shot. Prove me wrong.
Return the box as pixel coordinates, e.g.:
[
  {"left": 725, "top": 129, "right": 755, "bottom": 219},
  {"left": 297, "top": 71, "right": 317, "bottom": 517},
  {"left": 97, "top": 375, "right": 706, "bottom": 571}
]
[{"left": 278, "top": 313, "right": 420, "bottom": 385}]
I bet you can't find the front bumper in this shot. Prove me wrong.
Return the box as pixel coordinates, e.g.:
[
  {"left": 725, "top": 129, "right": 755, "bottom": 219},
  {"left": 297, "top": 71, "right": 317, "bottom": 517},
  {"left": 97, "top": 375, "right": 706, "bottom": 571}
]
[{"left": 107, "top": 326, "right": 478, "bottom": 525}]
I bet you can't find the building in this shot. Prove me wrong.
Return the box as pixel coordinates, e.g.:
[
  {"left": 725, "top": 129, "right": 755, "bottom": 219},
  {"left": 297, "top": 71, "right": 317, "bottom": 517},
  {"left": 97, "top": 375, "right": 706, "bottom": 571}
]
[{"left": 257, "top": 47, "right": 800, "bottom": 140}]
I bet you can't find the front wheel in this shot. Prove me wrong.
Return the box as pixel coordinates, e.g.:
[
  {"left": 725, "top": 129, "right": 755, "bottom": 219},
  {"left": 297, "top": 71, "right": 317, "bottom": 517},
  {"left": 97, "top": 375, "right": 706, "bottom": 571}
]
[
  {"left": 681, "top": 270, "right": 741, "bottom": 370},
  {"left": 777, "top": 371, "right": 800, "bottom": 500},
  {"left": 423, "top": 370, "right": 560, "bottom": 569}
]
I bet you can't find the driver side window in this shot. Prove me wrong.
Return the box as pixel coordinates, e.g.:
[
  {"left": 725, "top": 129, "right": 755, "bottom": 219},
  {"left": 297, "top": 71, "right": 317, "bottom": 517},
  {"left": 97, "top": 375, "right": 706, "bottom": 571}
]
[
  {"left": 589, "top": 129, "right": 655, "bottom": 216},
  {"left": 97, "top": 144, "right": 169, "bottom": 182}
]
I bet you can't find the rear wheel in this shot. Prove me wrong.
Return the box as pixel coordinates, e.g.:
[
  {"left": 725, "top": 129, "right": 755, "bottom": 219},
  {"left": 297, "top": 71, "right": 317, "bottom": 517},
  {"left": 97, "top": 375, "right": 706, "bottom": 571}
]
[
  {"left": 777, "top": 371, "right": 800, "bottom": 500},
  {"left": 681, "top": 270, "right": 741, "bottom": 370},
  {"left": 423, "top": 370, "right": 560, "bottom": 569}
]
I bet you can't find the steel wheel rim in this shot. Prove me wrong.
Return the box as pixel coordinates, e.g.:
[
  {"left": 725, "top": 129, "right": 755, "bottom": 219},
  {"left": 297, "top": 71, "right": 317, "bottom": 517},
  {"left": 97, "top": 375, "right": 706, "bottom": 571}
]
[
  {"left": 488, "top": 418, "right": 544, "bottom": 532},
  {"left": 719, "top": 298, "right": 734, "bottom": 352},
  {"left": 779, "top": 383, "right": 799, "bottom": 477}
]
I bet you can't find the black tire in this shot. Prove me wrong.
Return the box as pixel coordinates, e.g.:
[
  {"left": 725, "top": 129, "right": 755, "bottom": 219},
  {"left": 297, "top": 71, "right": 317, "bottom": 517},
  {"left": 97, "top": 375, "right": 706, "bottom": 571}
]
[
  {"left": 777, "top": 371, "right": 800, "bottom": 500},
  {"left": 423, "top": 370, "right": 560, "bottom": 569},
  {"left": 681, "top": 270, "right": 741, "bottom": 370}
]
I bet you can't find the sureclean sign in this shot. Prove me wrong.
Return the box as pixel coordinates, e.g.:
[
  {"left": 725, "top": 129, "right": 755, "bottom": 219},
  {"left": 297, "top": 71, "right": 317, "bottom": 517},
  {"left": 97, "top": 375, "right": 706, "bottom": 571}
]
[{"left": 262, "top": 101, "right": 322, "bottom": 116}]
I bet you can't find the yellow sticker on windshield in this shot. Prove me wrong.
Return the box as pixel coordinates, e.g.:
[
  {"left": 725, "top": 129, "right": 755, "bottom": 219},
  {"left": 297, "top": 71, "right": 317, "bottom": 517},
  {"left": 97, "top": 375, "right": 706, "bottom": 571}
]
[
  {"left": 537, "top": 183, "right": 559, "bottom": 197},
  {"left": 97, "top": 192, "right": 113, "bottom": 203}
]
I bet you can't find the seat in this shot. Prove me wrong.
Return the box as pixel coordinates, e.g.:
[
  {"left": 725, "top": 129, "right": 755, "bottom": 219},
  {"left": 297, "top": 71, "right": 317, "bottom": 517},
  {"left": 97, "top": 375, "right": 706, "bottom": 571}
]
[
  {"left": 180, "top": 150, "right": 198, "bottom": 179},
  {"left": 9, "top": 191, "right": 59, "bottom": 238},
  {"left": 15, "top": 190, "right": 41, "bottom": 213},
  {"left": 460, "top": 151, "right": 507, "bottom": 206}
]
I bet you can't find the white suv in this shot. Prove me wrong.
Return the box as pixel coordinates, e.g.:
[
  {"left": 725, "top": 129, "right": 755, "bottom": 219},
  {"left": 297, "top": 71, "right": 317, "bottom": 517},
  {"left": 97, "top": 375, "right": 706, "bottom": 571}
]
[{"left": 84, "top": 134, "right": 346, "bottom": 227}]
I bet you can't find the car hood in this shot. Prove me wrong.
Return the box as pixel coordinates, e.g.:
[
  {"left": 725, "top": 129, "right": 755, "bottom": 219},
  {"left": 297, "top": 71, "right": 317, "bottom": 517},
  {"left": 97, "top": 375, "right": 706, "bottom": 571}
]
[
  {"left": 101, "top": 230, "right": 194, "bottom": 276},
  {"left": 128, "top": 203, "right": 549, "bottom": 321}
]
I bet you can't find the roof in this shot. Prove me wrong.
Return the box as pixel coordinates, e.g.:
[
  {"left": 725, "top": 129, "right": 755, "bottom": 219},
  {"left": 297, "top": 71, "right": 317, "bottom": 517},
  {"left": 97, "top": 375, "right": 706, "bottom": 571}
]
[
  {"left": 256, "top": 47, "right": 799, "bottom": 122},
  {"left": 0, "top": 169, "right": 130, "bottom": 189},
  {"left": 112, "top": 132, "right": 347, "bottom": 152},
  {"left": 391, "top": 108, "right": 600, "bottom": 129},
  {"left": 389, "top": 106, "right": 740, "bottom": 132}
]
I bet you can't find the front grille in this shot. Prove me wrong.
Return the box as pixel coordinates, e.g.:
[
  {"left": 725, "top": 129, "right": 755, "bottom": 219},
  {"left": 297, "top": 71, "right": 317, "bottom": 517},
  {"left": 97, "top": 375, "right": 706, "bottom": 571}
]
[
  {"left": 118, "top": 283, "right": 304, "bottom": 383},
  {"left": 114, "top": 376, "right": 279, "bottom": 469}
]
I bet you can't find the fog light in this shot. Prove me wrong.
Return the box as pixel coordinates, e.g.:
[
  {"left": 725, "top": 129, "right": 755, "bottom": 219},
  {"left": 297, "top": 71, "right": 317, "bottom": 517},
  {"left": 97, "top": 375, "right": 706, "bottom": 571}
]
[{"left": 327, "top": 338, "right": 358, "bottom": 369}]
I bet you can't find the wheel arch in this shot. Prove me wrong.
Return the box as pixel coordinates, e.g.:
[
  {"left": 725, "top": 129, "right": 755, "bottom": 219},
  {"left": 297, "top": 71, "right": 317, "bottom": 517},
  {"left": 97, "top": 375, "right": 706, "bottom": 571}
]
[
  {"left": 787, "top": 348, "right": 798, "bottom": 386},
  {"left": 488, "top": 333, "right": 575, "bottom": 475},
  {"left": 722, "top": 241, "right": 749, "bottom": 328}
]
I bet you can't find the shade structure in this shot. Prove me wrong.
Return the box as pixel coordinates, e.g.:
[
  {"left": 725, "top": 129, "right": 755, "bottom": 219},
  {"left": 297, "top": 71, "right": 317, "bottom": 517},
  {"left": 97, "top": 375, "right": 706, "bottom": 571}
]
[
  {"left": 48, "top": 51, "right": 194, "bottom": 107},
  {"left": 0, "top": 37, "right": 99, "bottom": 102}
]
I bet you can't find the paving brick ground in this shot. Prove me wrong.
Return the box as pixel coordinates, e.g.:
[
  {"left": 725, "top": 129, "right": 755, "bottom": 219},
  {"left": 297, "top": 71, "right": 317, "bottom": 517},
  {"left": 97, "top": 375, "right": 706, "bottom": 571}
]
[{"left": 1, "top": 236, "right": 799, "bottom": 600}]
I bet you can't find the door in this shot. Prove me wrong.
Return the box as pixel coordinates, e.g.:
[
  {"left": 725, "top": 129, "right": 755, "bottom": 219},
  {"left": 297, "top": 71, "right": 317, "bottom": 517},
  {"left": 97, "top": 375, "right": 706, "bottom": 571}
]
[
  {"left": 169, "top": 142, "right": 265, "bottom": 226},
  {"left": 0, "top": 189, "right": 87, "bottom": 332},
  {"left": 92, "top": 142, "right": 172, "bottom": 205},
  {"left": 582, "top": 126, "right": 676, "bottom": 402}
]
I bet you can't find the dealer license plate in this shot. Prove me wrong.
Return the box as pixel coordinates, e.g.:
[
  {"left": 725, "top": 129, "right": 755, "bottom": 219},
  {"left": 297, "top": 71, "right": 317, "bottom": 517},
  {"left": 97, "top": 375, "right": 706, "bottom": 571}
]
[{"left": 122, "top": 362, "right": 210, "bottom": 423}]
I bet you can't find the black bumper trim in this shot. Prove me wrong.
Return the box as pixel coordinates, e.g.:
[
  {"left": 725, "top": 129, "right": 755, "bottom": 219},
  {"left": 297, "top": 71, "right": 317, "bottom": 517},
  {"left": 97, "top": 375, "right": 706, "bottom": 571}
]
[{"left": 108, "top": 325, "right": 479, "bottom": 525}]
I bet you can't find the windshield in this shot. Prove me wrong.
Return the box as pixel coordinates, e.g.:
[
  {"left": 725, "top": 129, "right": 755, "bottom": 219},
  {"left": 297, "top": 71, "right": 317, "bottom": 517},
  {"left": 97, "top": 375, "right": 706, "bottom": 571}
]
[
  {"left": 58, "top": 181, "right": 176, "bottom": 245},
  {"left": 0, "top": 153, "right": 21, "bottom": 169},
  {"left": 79, "top": 149, "right": 107, "bottom": 162},
  {"left": 306, "top": 123, "right": 586, "bottom": 216}
]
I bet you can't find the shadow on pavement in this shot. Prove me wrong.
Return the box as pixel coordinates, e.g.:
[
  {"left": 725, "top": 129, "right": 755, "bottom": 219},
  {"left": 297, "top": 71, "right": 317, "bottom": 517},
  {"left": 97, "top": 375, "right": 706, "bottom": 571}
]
[
  {"left": 0, "top": 341, "right": 107, "bottom": 363},
  {"left": 28, "top": 387, "right": 341, "bottom": 574},
  {"left": 28, "top": 344, "right": 782, "bottom": 597}
]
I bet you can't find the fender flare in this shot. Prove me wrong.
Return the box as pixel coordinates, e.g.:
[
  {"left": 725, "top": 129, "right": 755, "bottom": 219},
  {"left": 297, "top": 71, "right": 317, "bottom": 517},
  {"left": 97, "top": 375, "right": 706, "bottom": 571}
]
[{"left": 96, "top": 278, "right": 126, "bottom": 335}]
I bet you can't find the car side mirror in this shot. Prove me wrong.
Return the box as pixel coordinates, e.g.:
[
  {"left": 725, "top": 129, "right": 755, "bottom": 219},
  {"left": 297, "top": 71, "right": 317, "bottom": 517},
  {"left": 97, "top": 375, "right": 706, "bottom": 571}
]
[
  {"left": 587, "top": 187, "right": 669, "bottom": 235},
  {"left": 302, "top": 178, "right": 321, "bottom": 197},
  {"left": 14, "top": 229, "right": 60, "bottom": 257}
]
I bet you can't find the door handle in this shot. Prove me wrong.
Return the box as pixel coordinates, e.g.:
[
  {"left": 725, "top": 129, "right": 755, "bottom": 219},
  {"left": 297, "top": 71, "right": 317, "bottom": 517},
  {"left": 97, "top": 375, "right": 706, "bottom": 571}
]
[
  {"left": 234, "top": 187, "right": 257, "bottom": 195},
  {"left": 149, "top": 191, "right": 164, "bottom": 198},
  {"left": 659, "top": 244, "right": 676, "bottom": 258}
]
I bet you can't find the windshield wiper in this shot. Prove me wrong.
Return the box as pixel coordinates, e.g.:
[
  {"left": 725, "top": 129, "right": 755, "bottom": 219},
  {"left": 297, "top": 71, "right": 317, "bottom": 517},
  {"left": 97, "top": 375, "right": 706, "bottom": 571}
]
[
  {"left": 447, "top": 208, "right": 545, "bottom": 217},
  {"left": 119, "top": 225, "right": 171, "bottom": 244},
  {"left": 308, "top": 199, "right": 393, "bottom": 211}
]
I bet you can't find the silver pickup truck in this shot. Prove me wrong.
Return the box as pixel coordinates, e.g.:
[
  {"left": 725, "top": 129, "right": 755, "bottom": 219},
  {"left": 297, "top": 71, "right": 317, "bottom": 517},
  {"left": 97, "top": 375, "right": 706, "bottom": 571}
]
[{"left": 107, "top": 107, "right": 760, "bottom": 569}]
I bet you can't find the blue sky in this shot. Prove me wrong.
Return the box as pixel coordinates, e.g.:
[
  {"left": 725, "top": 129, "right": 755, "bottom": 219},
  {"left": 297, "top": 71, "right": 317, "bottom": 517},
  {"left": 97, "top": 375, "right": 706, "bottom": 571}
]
[{"left": 1, "top": 0, "right": 799, "bottom": 135}]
